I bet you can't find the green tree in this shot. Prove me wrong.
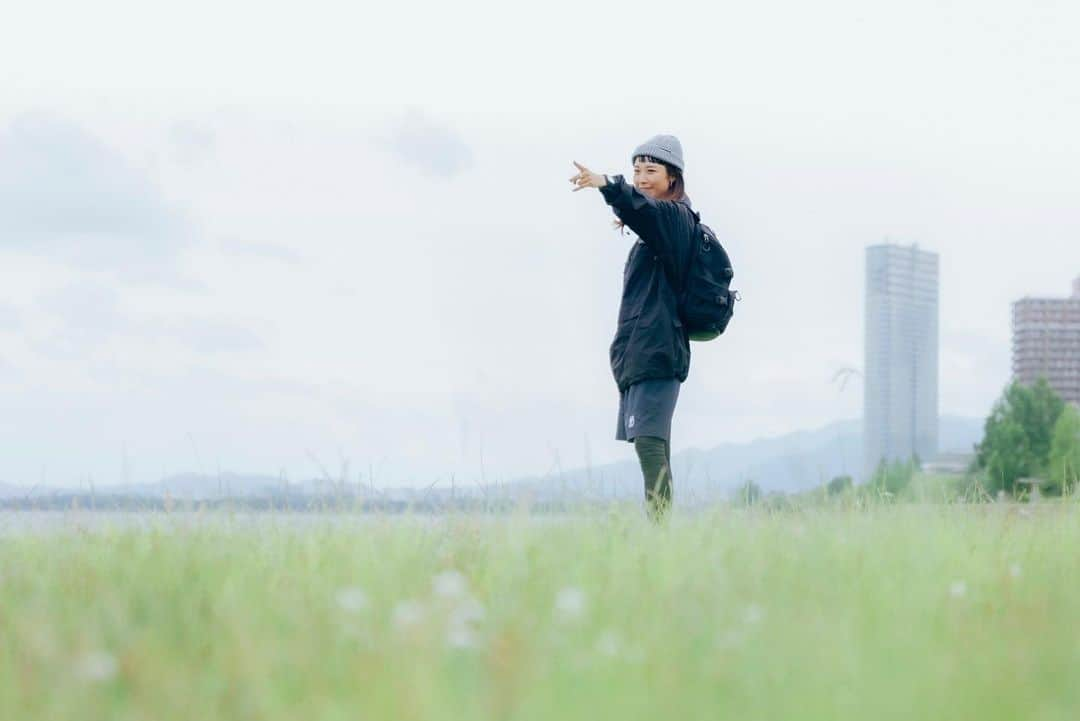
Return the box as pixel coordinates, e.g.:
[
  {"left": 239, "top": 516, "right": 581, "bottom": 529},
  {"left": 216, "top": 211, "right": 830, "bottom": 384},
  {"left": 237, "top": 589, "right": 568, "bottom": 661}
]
[
  {"left": 761, "top": 491, "right": 792, "bottom": 511},
  {"left": 1047, "top": 404, "right": 1080, "bottom": 495},
  {"left": 734, "top": 479, "right": 762, "bottom": 506},
  {"left": 975, "top": 378, "right": 1066, "bottom": 495},
  {"left": 826, "top": 474, "right": 853, "bottom": 496}
]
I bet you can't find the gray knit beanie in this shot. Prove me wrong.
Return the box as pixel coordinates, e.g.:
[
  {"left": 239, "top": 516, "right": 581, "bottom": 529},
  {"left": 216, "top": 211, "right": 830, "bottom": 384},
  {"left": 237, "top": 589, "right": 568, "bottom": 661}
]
[{"left": 632, "top": 134, "right": 684, "bottom": 171}]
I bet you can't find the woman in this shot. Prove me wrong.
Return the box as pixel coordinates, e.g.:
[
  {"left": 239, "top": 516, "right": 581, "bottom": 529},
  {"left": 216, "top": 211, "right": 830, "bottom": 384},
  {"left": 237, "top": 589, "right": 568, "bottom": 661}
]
[{"left": 569, "top": 134, "right": 699, "bottom": 520}]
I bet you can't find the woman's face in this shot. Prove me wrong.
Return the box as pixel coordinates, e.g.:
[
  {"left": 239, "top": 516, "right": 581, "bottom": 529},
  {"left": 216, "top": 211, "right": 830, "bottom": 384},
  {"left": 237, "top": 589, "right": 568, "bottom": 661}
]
[{"left": 632, "top": 159, "right": 672, "bottom": 199}]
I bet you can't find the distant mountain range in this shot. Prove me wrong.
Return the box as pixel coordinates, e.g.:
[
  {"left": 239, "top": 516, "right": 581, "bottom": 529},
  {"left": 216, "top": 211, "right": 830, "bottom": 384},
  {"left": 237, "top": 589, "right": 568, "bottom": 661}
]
[
  {"left": 0, "top": 473, "right": 330, "bottom": 502},
  {"left": 0, "top": 416, "right": 983, "bottom": 506},
  {"left": 507, "top": 415, "right": 983, "bottom": 502}
]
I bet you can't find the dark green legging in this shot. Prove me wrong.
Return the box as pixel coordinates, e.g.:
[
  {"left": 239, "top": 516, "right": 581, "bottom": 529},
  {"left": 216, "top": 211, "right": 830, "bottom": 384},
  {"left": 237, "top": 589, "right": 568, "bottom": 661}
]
[{"left": 633, "top": 435, "right": 671, "bottom": 520}]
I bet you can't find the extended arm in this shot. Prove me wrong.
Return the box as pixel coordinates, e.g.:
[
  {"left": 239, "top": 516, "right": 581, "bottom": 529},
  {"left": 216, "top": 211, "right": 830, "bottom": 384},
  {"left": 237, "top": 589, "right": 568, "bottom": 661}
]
[
  {"left": 598, "top": 174, "right": 666, "bottom": 245},
  {"left": 569, "top": 161, "right": 679, "bottom": 259}
]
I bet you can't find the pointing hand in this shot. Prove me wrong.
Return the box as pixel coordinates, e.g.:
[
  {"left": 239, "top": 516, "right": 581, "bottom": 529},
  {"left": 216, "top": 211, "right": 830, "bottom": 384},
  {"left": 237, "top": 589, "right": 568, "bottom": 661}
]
[{"left": 569, "top": 161, "right": 606, "bottom": 192}]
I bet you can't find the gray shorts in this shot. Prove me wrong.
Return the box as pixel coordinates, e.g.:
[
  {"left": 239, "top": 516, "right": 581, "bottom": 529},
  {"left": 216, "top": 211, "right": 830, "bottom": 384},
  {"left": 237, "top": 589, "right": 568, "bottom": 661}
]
[{"left": 615, "top": 378, "right": 681, "bottom": 443}]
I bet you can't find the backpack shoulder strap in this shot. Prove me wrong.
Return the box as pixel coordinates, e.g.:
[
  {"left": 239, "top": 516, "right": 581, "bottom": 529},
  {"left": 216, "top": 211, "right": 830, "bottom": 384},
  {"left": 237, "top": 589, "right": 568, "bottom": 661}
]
[
  {"left": 678, "top": 217, "right": 704, "bottom": 298},
  {"left": 664, "top": 205, "right": 702, "bottom": 301}
]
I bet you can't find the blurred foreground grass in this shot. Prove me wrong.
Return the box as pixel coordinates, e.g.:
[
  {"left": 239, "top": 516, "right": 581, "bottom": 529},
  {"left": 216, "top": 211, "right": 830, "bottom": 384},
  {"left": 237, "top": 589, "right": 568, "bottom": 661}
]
[{"left": 2, "top": 504, "right": 1079, "bottom": 720}]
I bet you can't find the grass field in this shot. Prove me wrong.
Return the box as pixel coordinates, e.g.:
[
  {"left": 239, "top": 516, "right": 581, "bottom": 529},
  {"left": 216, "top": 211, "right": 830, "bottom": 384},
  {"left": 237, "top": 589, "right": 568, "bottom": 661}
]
[{"left": 3, "top": 503, "right": 1079, "bottom": 720}]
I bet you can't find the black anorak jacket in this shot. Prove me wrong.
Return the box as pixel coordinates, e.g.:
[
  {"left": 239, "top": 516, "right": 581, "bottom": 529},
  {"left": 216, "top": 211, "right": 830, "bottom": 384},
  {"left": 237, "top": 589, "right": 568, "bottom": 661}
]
[{"left": 599, "top": 175, "right": 699, "bottom": 392}]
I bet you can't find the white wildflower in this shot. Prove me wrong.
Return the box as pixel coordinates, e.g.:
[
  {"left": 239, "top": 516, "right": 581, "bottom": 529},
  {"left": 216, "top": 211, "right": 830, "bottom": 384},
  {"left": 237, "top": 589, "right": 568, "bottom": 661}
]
[
  {"left": 445, "top": 596, "right": 487, "bottom": 650},
  {"left": 554, "top": 587, "right": 587, "bottom": 622},
  {"left": 75, "top": 651, "right": 117, "bottom": 682},
  {"left": 392, "top": 599, "right": 426, "bottom": 630},
  {"left": 446, "top": 625, "right": 478, "bottom": 649},
  {"left": 595, "top": 630, "right": 622, "bottom": 658},
  {"left": 949, "top": 580, "right": 967, "bottom": 598},
  {"left": 1009, "top": 563, "right": 1022, "bottom": 579},
  {"left": 450, "top": 597, "right": 486, "bottom": 627},
  {"left": 433, "top": 569, "right": 468, "bottom": 599},
  {"left": 744, "top": 603, "right": 765, "bottom": 625},
  {"left": 335, "top": 586, "right": 369, "bottom": 613}
]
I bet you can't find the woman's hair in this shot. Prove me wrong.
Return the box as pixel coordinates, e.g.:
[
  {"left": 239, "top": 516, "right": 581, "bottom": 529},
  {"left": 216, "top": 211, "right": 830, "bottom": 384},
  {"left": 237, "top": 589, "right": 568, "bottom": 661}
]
[{"left": 634, "top": 154, "right": 686, "bottom": 202}]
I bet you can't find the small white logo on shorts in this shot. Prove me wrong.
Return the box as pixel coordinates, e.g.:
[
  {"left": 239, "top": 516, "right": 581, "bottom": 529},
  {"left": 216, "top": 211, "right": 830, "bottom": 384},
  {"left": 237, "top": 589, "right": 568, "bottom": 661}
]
[{"left": 628, "top": 415, "right": 635, "bottom": 428}]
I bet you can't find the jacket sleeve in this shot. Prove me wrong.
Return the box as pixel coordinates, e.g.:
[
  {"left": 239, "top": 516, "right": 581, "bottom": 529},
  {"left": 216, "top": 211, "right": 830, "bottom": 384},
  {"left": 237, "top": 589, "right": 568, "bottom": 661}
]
[{"left": 599, "top": 174, "right": 692, "bottom": 284}]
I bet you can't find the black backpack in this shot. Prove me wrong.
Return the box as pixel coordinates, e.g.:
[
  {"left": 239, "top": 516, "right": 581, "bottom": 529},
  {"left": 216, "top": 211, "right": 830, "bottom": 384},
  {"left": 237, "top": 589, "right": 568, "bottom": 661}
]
[{"left": 677, "top": 221, "right": 738, "bottom": 341}]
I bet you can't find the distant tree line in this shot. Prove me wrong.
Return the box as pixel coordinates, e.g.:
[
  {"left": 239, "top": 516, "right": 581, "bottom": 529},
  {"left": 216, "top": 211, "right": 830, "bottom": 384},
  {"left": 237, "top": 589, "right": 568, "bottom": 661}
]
[{"left": 0, "top": 493, "right": 619, "bottom": 514}]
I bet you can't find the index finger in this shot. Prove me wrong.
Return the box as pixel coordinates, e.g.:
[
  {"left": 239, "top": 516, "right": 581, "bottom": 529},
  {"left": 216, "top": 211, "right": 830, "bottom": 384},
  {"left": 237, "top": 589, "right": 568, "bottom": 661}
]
[{"left": 572, "top": 160, "right": 589, "bottom": 171}]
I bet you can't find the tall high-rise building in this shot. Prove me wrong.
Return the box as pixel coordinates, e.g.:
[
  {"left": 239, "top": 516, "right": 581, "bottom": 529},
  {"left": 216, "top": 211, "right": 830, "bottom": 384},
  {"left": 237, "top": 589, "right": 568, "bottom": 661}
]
[
  {"left": 863, "top": 244, "right": 940, "bottom": 479},
  {"left": 1012, "top": 277, "right": 1080, "bottom": 405}
]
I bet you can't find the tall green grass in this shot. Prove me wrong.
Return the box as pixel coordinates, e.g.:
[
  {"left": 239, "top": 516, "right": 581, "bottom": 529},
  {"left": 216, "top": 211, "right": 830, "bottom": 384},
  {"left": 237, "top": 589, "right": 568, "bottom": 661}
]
[{"left": 3, "top": 504, "right": 1079, "bottom": 720}]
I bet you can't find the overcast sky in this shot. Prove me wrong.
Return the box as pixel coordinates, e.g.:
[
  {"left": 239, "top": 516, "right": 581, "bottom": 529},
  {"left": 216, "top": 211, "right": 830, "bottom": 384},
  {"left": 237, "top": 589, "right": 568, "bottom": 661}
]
[{"left": 2, "top": 0, "right": 1079, "bottom": 488}]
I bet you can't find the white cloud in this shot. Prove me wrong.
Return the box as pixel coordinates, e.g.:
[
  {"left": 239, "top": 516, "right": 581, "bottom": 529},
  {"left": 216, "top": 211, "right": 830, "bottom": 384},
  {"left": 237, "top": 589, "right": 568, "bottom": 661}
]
[
  {"left": 0, "top": 113, "right": 189, "bottom": 271},
  {"left": 169, "top": 120, "right": 216, "bottom": 166},
  {"left": 29, "top": 281, "right": 265, "bottom": 359},
  {"left": 219, "top": 239, "right": 303, "bottom": 265},
  {"left": 0, "top": 302, "right": 19, "bottom": 331},
  {"left": 380, "top": 108, "right": 473, "bottom": 179}
]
